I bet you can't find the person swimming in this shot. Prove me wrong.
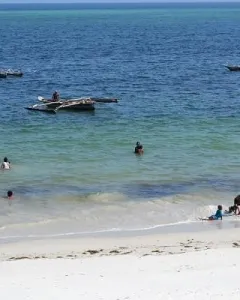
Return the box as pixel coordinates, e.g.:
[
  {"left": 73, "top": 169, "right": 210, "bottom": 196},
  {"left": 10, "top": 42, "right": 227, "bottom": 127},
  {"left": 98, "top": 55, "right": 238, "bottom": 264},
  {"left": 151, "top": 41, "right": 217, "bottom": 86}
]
[
  {"left": 208, "top": 205, "right": 223, "bottom": 220},
  {"left": 1, "top": 157, "right": 10, "bottom": 170},
  {"left": 134, "top": 142, "right": 144, "bottom": 154}
]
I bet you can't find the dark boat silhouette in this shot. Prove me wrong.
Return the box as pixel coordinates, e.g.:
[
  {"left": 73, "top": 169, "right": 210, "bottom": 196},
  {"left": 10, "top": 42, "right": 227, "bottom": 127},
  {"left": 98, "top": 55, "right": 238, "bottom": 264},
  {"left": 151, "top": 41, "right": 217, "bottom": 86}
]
[
  {"left": 225, "top": 65, "right": 240, "bottom": 71},
  {"left": 25, "top": 99, "right": 95, "bottom": 113}
]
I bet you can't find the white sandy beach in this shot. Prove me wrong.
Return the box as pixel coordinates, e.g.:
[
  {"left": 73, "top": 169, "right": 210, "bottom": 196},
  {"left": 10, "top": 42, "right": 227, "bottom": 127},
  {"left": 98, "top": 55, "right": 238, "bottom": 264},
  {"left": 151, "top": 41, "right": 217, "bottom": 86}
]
[{"left": 0, "top": 228, "right": 240, "bottom": 300}]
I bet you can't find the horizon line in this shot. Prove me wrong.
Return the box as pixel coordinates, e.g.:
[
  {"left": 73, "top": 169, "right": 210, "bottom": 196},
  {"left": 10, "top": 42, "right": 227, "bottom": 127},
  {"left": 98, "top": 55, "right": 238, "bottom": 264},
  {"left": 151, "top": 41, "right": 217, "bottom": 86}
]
[{"left": 0, "top": 1, "right": 239, "bottom": 3}]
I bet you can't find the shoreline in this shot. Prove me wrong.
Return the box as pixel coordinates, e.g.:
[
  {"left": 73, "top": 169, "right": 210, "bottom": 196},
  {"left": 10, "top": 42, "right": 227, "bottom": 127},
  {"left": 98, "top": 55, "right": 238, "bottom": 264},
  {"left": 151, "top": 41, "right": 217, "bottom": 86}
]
[
  {"left": 1, "top": 226, "right": 240, "bottom": 261},
  {"left": 1, "top": 217, "right": 240, "bottom": 246}
]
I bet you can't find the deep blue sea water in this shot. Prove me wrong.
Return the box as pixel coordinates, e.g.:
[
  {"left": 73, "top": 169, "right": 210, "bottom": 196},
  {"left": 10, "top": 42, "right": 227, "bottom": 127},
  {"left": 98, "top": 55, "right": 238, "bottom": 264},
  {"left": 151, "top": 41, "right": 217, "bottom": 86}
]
[{"left": 1, "top": 3, "right": 240, "bottom": 241}]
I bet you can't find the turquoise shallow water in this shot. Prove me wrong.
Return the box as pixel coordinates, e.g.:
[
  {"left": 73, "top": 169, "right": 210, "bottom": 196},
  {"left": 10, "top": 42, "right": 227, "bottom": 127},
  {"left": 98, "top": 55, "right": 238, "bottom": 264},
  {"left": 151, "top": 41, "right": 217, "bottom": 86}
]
[{"left": 1, "top": 3, "right": 240, "bottom": 241}]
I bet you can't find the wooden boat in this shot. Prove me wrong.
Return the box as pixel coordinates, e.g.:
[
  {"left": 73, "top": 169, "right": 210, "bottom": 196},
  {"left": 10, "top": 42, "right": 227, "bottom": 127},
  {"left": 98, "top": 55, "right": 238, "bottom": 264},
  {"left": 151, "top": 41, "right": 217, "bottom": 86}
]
[
  {"left": 55, "top": 99, "right": 95, "bottom": 111},
  {"left": 26, "top": 99, "right": 95, "bottom": 113},
  {"left": 38, "top": 96, "right": 118, "bottom": 104},
  {"left": 28, "top": 95, "right": 118, "bottom": 114},
  {"left": 225, "top": 65, "right": 240, "bottom": 71}
]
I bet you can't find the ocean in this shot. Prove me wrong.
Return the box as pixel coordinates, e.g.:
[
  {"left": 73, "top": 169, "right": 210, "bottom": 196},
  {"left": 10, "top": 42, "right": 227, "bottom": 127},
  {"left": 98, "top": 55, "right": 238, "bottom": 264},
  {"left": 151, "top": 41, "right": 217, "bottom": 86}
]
[{"left": 0, "top": 2, "right": 240, "bottom": 242}]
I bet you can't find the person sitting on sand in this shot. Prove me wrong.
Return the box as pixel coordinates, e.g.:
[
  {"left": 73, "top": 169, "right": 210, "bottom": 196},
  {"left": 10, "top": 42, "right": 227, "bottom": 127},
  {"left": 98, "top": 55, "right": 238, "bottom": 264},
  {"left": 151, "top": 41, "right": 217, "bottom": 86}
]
[
  {"left": 52, "top": 91, "right": 59, "bottom": 102},
  {"left": 134, "top": 142, "right": 144, "bottom": 155},
  {"left": 1, "top": 157, "right": 10, "bottom": 170},
  {"left": 208, "top": 205, "right": 223, "bottom": 220},
  {"left": 233, "top": 195, "right": 240, "bottom": 215}
]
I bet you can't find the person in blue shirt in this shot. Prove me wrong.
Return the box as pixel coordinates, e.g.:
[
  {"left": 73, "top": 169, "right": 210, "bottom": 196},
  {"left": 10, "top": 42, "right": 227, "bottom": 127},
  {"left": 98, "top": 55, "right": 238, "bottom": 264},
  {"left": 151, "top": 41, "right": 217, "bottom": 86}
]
[{"left": 208, "top": 205, "right": 223, "bottom": 220}]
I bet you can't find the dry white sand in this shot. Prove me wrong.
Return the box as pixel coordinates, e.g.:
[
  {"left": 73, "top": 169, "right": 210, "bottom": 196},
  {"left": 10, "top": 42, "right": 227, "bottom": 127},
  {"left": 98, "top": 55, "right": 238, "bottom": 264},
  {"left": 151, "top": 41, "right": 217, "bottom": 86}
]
[{"left": 0, "top": 228, "right": 240, "bottom": 299}]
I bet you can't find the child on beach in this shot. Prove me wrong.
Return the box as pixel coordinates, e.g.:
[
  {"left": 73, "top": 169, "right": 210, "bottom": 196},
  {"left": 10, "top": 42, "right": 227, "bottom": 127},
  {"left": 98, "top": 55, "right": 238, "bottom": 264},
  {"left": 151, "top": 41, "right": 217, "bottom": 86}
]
[
  {"left": 208, "top": 205, "right": 223, "bottom": 220},
  {"left": 7, "top": 190, "right": 13, "bottom": 206},
  {"left": 7, "top": 191, "right": 13, "bottom": 199}
]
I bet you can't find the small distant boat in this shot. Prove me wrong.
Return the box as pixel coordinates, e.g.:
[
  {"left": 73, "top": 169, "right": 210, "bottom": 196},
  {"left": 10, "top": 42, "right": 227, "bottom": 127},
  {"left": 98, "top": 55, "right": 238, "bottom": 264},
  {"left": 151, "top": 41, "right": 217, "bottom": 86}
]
[
  {"left": 0, "top": 71, "right": 7, "bottom": 78},
  {"left": 225, "top": 65, "right": 240, "bottom": 71},
  {"left": 0, "top": 68, "right": 23, "bottom": 77},
  {"left": 26, "top": 98, "right": 95, "bottom": 113},
  {"left": 38, "top": 96, "right": 118, "bottom": 104},
  {"left": 6, "top": 69, "right": 23, "bottom": 77},
  {"left": 26, "top": 95, "right": 119, "bottom": 114}
]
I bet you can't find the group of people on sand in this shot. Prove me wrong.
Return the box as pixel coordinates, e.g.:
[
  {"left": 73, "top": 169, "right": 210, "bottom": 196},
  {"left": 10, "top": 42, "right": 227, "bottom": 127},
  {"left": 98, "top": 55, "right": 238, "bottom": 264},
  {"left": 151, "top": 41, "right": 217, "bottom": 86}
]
[
  {"left": 208, "top": 195, "right": 240, "bottom": 220},
  {"left": 1, "top": 157, "right": 13, "bottom": 200}
]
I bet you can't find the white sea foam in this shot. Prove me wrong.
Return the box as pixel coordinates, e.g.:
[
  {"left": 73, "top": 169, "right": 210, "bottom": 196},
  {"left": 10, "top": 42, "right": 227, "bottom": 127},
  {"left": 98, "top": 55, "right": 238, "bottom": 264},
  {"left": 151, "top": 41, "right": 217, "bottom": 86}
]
[{"left": 0, "top": 188, "right": 237, "bottom": 243}]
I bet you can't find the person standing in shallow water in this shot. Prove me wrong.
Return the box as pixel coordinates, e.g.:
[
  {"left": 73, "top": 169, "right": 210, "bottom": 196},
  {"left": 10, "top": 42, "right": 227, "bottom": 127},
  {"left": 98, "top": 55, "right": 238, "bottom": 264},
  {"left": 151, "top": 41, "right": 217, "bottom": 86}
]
[
  {"left": 134, "top": 142, "right": 144, "bottom": 155},
  {"left": 7, "top": 190, "right": 13, "bottom": 199},
  {"left": 7, "top": 190, "right": 13, "bottom": 206},
  {"left": 1, "top": 157, "right": 10, "bottom": 170}
]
